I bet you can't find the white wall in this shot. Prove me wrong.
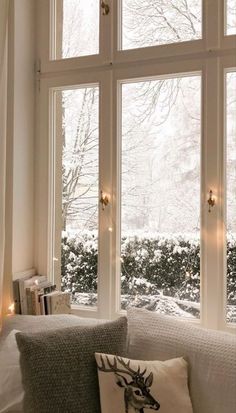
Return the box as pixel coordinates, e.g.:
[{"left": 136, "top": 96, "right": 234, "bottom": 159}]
[{"left": 12, "top": 0, "right": 35, "bottom": 275}]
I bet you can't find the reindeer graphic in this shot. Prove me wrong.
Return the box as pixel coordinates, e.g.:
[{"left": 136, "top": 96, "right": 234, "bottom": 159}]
[{"left": 97, "top": 355, "right": 160, "bottom": 413}]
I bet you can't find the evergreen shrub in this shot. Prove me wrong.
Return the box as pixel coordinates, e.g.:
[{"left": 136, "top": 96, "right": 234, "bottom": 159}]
[{"left": 61, "top": 234, "right": 235, "bottom": 304}]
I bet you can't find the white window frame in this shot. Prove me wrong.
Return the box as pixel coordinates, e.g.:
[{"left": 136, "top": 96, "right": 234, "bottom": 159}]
[{"left": 35, "top": 0, "right": 236, "bottom": 331}]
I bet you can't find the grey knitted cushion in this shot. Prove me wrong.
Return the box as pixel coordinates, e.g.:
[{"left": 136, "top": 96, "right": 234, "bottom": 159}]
[
  {"left": 16, "top": 317, "right": 127, "bottom": 413},
  {"left": 127, "top": 308, "right": 236, "bottom": 413}
]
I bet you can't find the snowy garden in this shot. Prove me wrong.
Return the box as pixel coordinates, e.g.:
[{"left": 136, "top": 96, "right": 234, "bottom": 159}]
[{"left": 61, "top": 232, "right": 236, "bottom": 323}]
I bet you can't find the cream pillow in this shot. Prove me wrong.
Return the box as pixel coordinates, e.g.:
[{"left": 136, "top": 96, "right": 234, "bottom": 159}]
[{"left": 95, "top": 353, "right": 193, "bottom": 413}]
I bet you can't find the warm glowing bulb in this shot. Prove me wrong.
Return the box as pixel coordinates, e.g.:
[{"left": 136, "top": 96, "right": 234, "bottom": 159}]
[
  {"left": 8, "top": 303, "right": 15, "bottom": 315},
  {"left": 108, "top": 227, "right": 112, "bottom": 232}
]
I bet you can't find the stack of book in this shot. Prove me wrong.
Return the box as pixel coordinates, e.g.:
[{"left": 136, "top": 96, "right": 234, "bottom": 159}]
[{"left": 13, "top": 274, "right": 71, "bottom": 315}]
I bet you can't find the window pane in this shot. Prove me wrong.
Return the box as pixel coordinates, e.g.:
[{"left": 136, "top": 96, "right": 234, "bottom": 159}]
[
  {"left": 226, "top": 71, "right": 236, "bottom": 324},
  {"left": 57, "top": 86, "right": 99, "bottom": 307},
  {"left": 226, "top": 0, "right": 236, "bottom": 35},
  {"left": 120, "top": 74, "right": 201, "bottom": 318},
  {"left": 54, "top": 0, "right": 99, "bottom": 59},
  {"left": 121, "top": 0, "right": 202, "bottom": 50}
]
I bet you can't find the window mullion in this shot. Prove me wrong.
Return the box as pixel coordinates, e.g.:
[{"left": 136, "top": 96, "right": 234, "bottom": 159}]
[
  {"left": 202, "top": 58, "right": 223, "bottom": 330},
  {"left": 51, "top": 90, "right": 63, "bottom": 289},
  {"left": 205, "top": 0, "right": 221, "bottom": 51},
  {"left": 100, "top": 0, "right": 113, "bottom": 63},
  {"left": 35, "top": 78, "right": 52, "bottom": 279},
  {"left": 97, "top": 72, "right": 113, "bottom": 319},
  {"left": 111, "top": 71, "right": 121, "bottom": 319}
]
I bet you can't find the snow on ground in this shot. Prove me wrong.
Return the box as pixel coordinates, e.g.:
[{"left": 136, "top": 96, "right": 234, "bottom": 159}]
[
  {"left": 72, "top": 291, "right": 200, "bottom": 319},
  {"left": 227, "top": 305, "right": 236, "bottom": 324},
  {"left": 71, "top": 292, "right": 236, "bottom": 323}
]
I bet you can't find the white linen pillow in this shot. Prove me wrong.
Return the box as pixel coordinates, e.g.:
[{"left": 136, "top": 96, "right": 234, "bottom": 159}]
[
  {"left": 0, "top": 329, "right": 24, "bottom": 413},
  {"left": 127, "top": 308, "right": 236, "bottom": 413},
  {"left": 95, "top": 352, "right": 193, "bottom": 413}
]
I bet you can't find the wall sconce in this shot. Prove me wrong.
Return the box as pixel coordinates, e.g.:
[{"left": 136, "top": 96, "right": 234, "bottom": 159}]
[
  {"left": 100, "top": 190, "right": 110, "bottom": 210},
  {"left": 207, "top": 190, "right": 215, "bottom": 213},
  {"left": 101, "top": 1, "right": 110, "bottom": 15}
]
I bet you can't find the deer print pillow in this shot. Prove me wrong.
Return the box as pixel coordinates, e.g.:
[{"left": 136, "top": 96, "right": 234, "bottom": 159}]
[{"left": 95, "top": 353, "right": 193, "bottom": 413}]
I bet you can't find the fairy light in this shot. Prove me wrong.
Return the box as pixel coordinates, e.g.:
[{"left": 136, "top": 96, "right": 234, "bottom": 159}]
[{"left": 8, "top": 303, "right": 15, "bottom": 315}]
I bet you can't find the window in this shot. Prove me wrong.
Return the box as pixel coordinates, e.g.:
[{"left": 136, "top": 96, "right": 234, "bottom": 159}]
[
  {"left": 121, "top": 0, "right": 202, "bottom": 49},
  {"left": 52, "top": 0, "right": 100, "bottom": 59},
  {"left": 36, "top": 0, "right": 236, "bottom": 330},
  {"left": 226, "top": 70, "right": 236, "bottom": 324},
  {"left": 226, "top": 0, "right": 236, "bottom": 35},
  {"left": 58, "top": 86, "right": 99, "bottom": 307},
  {"left": 120, "top": 74, "right": 201, "bottom": 318}
]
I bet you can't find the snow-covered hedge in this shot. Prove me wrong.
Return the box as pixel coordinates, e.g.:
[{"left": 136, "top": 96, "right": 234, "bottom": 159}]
[
  {"left": 120, "top": 235, "right": 200, "bottom": 302},
  {"left": 61, "top": 233, "right": 236, "bottom": 305},
  {"left": 227, "top": 236, "right": 236, "bottom": 305},
  {"left": 61, "top": 232, "right": 98, "bottom": 295}
]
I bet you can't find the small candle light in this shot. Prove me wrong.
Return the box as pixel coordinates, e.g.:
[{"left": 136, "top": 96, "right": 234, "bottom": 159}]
[{"left": 8, "top": 302, "right": 15, "bottom": 316}]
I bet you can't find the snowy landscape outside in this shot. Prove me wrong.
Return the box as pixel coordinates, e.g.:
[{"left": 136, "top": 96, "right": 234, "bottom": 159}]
[{"left": 58, "top": 0, "right": 236, "bottom": 323}]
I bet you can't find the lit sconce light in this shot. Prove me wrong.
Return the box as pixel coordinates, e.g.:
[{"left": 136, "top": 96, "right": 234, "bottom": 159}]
[
  {"left": 108, "top": 227, "right": 113, "bottom": 232},
  {"left": 100, "top": 190, "right": 110, "bottom": 210},
  {"left": 8, "top": 302, "right": 15, "bottom": 316},
  {"left": 207, "top": 190, "right": 215, "bottom": 213}
]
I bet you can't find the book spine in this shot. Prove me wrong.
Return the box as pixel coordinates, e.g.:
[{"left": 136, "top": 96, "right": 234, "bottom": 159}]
[
  {"left": 26, "top": 288, "right": 32, "bottom": 315},
  {"left": 19, "top": 280, "right": 27, "bottom": 315},
  {"left": 13, "top": 280, "right": 21, "bottom": 314},
  {"left": 46, "top": 295, "right": 52, "bottom": 315},
  {"left": 44, "top": 295, "right": 48, "bottom": 315},
  {"left": 36, "top": 291, "right": 42, "bottom": 315},
  {"left": 31, "top": 290, "right": 37, "bottom": 315},
  {"left": 40, "top": 295, "right": 45, "bottom": 315}
]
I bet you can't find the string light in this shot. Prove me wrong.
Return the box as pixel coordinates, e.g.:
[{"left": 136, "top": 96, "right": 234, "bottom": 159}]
[{"left": 8, "top": 303, "right": 15, "bottom": 315}]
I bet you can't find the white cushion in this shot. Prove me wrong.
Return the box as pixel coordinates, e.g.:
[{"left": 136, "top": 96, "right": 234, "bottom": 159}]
[
  {"left": 95, "top": 353, "right": 193, "bottom": 413},
  {"left": 127, "top": 308, "right": 236, "bottom": 413},
  {"left": 0, "top": 330, "right": 23, "bottom": 413}
]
